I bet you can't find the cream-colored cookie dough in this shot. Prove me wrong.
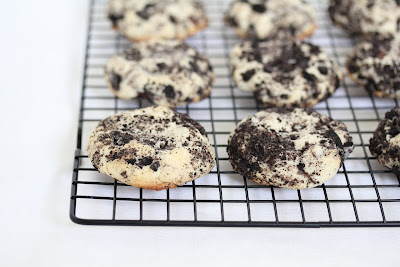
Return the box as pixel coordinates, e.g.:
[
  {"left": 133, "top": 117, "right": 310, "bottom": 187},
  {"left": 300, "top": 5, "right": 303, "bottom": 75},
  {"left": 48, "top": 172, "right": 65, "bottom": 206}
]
[
  {"left": 87, "top": 106, "right": 215, "bottom": 190},
  {"left": 107, "top": 0, "right": 208, "bottom": 41},
  {"left": 225, "top": 0, "right": 317, "bottom": 40},
  {"left": 346, "top": 34, "right": 400, "bottom": 98},
  {"left": 230, "top": 41, "right": 342, "bottom": 108},
  {"left": 329, "top": 0, "right": 400, "bottom": 37},
  {"left": 227, "top": 108, "right": 354, "bottom": 189},
  {"left": 370, "top": 107, "right": 400, "bottom": 175},
  {"left": 105, "top": 40, "right": 215, "bottom": 107}
]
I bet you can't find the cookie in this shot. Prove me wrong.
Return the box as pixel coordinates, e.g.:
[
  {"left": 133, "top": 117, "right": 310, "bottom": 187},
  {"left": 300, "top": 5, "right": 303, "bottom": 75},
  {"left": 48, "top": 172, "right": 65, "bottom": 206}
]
[
  {"left": 105, "top": 40, "right": 215, "bottom": 107},
  {"left": 227, "top": 108, "right": 354, "bottom": 189},
  {"left": 107, "top": 0, "right": 208, "bottom": 42},
  {"left": 329, "top": 0, "right": 400, "bottom": 37},
  {"left": 230, "top": 41, "right": 342, "bottom": 108},
  {"left": 225, "top": 0, "right": 317, "bottom": 40},
  {"left": 346, "top": 34, "right": 400, "bottom": 98},
  {"left": 87, "top": 106, "right": 215, "bottom": 191},
  {"left": 369, "top": 107, "right": 400, "bottom": 175}
]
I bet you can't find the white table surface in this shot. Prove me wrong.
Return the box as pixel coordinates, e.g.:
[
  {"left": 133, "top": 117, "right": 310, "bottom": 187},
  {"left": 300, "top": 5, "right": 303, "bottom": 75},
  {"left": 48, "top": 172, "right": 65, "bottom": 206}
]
[{"left": 0, "top": 0, "right": 399, "bottom": 266}]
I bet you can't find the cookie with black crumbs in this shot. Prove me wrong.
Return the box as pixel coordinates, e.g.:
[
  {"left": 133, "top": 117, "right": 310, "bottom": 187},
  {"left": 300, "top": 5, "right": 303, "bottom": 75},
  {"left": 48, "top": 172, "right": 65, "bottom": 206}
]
[
  {"left": 346, "top": 34, "right": 400, "bottom": 98},
  {"left": 225, "top": 0, "right": 317, "bottom": 40},
  {"left": 227, "top": 108, "right": 354, "bottom": 189},
  {"left": 107, "top": 0, "right": 208, "bottom": 42},
  {"left": 369, "top": 107, "right": 400, "bottom": 175},
  {"left": 329, "top": 0, "right": 400, "bottom": 37},
  {"left": 105, "top": 40, "right": 215, "bottom": 107},
  {"left": 87, "top": 106, "right": 215, "bottom": 190},
  {"left": 230, "top": 41, "right": 342, "bottom": 108}
]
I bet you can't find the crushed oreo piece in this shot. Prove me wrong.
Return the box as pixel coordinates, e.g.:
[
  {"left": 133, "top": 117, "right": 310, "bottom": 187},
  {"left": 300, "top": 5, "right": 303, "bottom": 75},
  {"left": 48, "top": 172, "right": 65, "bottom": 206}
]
[{"left": 110, "top": 72, "right": 122, "bottom": 91}]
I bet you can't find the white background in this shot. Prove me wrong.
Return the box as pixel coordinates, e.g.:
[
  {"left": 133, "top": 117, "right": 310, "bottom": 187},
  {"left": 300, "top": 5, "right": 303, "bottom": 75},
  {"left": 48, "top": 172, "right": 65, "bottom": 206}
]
[{"left": 0, "top": 0, "right": 399, "bottom": 266}]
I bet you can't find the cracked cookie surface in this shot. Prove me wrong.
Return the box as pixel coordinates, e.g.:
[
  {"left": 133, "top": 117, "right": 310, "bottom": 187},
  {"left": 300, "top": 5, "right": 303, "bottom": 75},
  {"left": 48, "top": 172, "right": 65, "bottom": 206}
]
[
  {"left": 227, "top": 108, "right": 354, "bottom": 189},
  {"left": 329, "top": 0, "right": 400, "bottom": 37},
  {"left": 225, "top": 0, "right": 317, "bottom": 40},
  {"left": 230, "top": 41, "right": 342, "bottom": 108},
  {"left": 105, "top": 40, "right": 215, "bottom": 107},
  {"left": 107, "top": 0, "right": 208, "bottom": 41},
  {"left": 346, "top": 34, "right": 400, "bottom": 98},
  {"left": 370, "top": 107, "right": 400, "bottom": 175},
  {"left": 87, "top": 106, "right": 215, "bottom": 190}
]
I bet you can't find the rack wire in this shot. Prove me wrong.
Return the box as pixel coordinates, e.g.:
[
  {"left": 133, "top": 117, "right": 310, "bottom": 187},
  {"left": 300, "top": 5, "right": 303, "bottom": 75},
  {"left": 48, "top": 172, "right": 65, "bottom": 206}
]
[{"left": 70, "top": 0, "right": 400, "bottom": 227}]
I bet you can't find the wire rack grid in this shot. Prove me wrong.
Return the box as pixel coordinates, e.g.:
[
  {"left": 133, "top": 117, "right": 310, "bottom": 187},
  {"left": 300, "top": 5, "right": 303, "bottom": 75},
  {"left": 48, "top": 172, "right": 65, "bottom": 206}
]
[{"left": 70, "top": 0, "right": 400, "bottom": 227}]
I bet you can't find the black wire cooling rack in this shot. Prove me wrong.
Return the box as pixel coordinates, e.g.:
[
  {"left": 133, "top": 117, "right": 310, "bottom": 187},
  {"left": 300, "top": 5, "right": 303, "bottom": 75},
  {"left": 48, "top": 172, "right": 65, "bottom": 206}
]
[{"left": 70, "top": 0, "right": 400, "bottom": 227}]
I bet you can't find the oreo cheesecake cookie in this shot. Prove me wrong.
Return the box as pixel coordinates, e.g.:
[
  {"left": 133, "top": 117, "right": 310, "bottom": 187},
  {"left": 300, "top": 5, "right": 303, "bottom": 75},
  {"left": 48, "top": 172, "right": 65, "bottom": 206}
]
[
  {"left": 329, "top": 0, "right": 400, "bottom": 37},
  {"left": 225, "top": 0, "right": 317, "bottom": 40},
  {"left": 107, "top": 0, "right": 208, "bottom": 42},
  {"left": 87, "top": 106, "right": 215, "bottom": 190},
  {"left": 105, "top": 40, "right": 215, "bottom": 107},
  {"left": 370, "top": 107, "right": 400, "bottom": 175},
  {"left": 346, "top": 34, "right": 400, "bottom": 98},
  {"left": 230, "top": 40, "right": 342, "bottom": 108},
  {"left": 227, "top": 108, "right": 354, "bottom": 189}
]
